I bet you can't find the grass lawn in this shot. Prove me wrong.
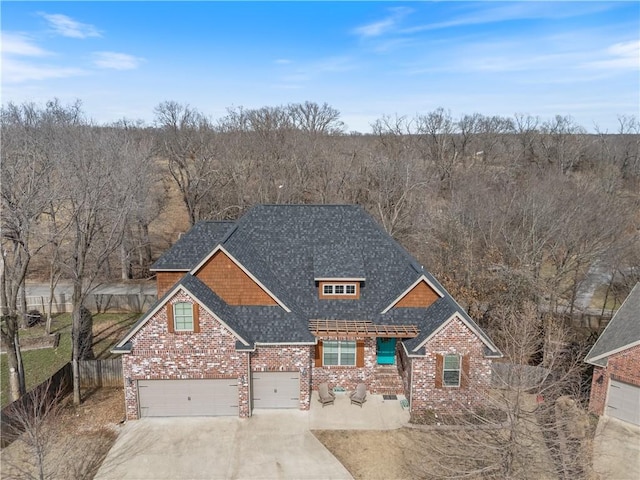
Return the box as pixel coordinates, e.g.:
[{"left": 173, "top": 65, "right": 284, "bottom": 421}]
[{"left": 1, "top": 312, "right": 139, "bottom": 407}]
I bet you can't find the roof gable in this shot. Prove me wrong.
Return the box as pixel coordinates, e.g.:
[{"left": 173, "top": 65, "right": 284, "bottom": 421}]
[
  {"left": 119, "top": 204, "right": 500, "bottom": 354},
  {"left": 585, "top": 282, "right": 640, "bottom": 366}
]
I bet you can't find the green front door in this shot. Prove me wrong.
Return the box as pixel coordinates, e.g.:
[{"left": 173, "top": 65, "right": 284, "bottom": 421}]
[{"left": 376, "top": 338, "right": 396, "bottom": 365}]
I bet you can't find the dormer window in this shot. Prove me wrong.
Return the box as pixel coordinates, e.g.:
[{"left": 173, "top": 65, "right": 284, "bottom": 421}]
[
  {"left": 323, "top": 283, "right": 356, "bottom": 296},
  {"left": 319, "top": 282, "right": 359, "bottom": 299}
]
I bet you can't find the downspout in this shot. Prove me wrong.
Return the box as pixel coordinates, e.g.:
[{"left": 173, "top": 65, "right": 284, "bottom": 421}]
[
  {"left": 409, "top": 353, "right": 413, "bottom": 411},
  {"left": 247, "top": 352, "right": 252, "bottom": 417}
]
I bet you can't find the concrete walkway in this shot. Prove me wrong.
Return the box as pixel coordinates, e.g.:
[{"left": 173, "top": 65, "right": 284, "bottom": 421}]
[
  {"left": 95, "top": 393, "right": 409, "bottom": 479},
  {"left": 309, "top": 391, "right": 410, "bottom": 430}
]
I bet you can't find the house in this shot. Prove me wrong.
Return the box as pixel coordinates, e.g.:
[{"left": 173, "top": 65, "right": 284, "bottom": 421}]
[
  {"left": 585, "top": 282, "right": 640, "bottom": 426},
  {"left": 112, "top": 205, "right": 502, "bottom": 419}
]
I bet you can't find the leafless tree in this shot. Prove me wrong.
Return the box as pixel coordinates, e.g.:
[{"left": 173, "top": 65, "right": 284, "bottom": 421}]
[
  {"left": 408, "top": 303, "right": 593, "bottom": 479},
  {"left": 0, "top": 101, "right": 67, "bottom": 400},
  {"left": 154, "top": 101, "right": 228, "bottom": 225}
]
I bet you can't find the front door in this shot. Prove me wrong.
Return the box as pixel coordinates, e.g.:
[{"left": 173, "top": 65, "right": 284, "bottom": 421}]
[{"left": 376, "top": 337, "right": 396, "bottom": 365}]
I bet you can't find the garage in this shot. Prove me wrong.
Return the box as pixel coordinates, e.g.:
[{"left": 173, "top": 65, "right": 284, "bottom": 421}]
[
  {"left": 138, "top": 379, "right": 238, "bottom": 417},
  {"left": 252, "top": 371, "right": 300, "bottom": 409},
  {"left": 606, "top": 379, "right": 640, "bottom": 426}
]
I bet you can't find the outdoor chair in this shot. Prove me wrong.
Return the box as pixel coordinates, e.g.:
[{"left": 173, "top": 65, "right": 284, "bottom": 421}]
[
  {"left": 318, "top": 382, "right": 335, "bottom": 407},
  {"left": 350, "top": 383, "right": 367, "bottom": 407}
]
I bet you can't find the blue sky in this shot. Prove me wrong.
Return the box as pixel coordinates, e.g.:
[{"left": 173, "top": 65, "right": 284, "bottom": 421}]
[{"left": 2, "top": 1, "right": 638, "bottom": 132}]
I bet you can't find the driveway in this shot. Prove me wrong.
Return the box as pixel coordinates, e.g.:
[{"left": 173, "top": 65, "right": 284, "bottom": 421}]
[
  {"left": 592, "top": 416, "right": 640, "bottom": 480},
  {"left": 94, "top": 410, "right": 353, "bottom": 480}
]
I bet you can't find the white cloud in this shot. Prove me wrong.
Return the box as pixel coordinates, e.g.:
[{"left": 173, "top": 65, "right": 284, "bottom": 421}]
[
  {"left": 275, "top": 59, "right": 292, "bottom": 65},
  {"left": 39, "top": 12, "right": 101, "bottom": 38},
  {"left": 2, "top": 58, "right": 86, "bottom": 83},
  {"left": 92, "top": 52, "right": 143, "bottom": 70},
  {"left": 353, "top": 7, "right": 413, "bottom": 38},
  {"left": 1, "top": 32, "right": 51, "bottom": 57},
  {"left": 585, "top": 40, "right": 640, "bottom": 70}
]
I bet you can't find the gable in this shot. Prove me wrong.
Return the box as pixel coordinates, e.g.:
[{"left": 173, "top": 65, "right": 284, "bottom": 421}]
[
  {"left": 195, "top": 250, "right": 277, "bottom": 306},
  {"left": 394, "top": 280, "right": 439, "bottom": 308},
  {"left": 156, "top": 271, "right": 187, "bottom": 297}
]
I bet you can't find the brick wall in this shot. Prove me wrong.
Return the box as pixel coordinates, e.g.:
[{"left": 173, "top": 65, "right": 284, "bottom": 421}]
[
  {"left": 588, "top": 343, "right": 640, "bottom": 416},
  {"left": 311, "top": 337, "right": 376, "bottom": 392},
  {"left": 250, "top": 345, "right": 313, "bottom": 410},
  {"left": 404, "top": 316, "right": 492, "bottom": 413},
  {"left": 195, "top": 251, "right": 276, "bottom": 305},
  {"left": 122, "top": 291, "right": 250, "bottom": 419}
]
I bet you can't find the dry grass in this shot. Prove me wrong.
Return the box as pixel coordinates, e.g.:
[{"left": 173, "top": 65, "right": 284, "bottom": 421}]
[{"left": 1, "top": 388, "right": 124, "bottom": 479}]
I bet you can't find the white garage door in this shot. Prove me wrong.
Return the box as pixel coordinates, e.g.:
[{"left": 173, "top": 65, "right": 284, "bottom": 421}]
[
  {"left": 138, "top": 379, "right": 238, "bottom": 417},
  {"left": 606, "top": 379, "right": 640, "bottom": 426},
  {"left": 252, "top": 372, "right": 300, "bottom": 409}
]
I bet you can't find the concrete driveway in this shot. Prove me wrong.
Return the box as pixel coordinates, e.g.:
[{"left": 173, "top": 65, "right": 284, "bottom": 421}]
[
  {"left": 592, "top": 416, "right": 640, "bottom": 480},
  {"left": 94, "top": 410, "right": 353, "bottom": 480}
]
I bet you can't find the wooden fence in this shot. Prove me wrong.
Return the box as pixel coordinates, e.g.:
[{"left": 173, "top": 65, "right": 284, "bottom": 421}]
[
  {"left": 79, "top": 358, "right": 123, "bottom": 388},
  {"left": 1, "top": 358, "right": 124, "bottom": 448},
  {"left": 25, "top": 293, "right": 156, "bottom": 315},
  {"left": 491, "top": 362, "right": 550, "bottom": 389},
  {"left": 1, "top": 363, "right": 73, "bottom": 447}
]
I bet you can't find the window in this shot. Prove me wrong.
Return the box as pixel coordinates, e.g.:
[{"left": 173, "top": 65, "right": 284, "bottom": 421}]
[
  {"left": 321, "top": 283, "right": 357, "bottom": 296},
  {"left": 443, "top": 354, "right": 461, "bottom": 387},
  {"left": 173, "top": 302, "right": 194, "bottom": 331},
  {"left": 323, "top": 340, "right": 356, "bottom": 366}
]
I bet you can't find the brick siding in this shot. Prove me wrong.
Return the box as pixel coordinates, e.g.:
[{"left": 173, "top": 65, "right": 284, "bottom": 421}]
[
  {"left": 398, "top": 316, "right": 492, "bottom": 414},
  {"left": 588, "top": 343, "right": 640, "bottom": 416},
  {"left": 311, "top": 337, "right": 375, "bottom": 392}
]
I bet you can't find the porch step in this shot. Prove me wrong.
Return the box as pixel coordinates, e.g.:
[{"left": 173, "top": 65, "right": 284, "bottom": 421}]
[{"left": 371, "top": 366, "right": 405, "bottom": 395}]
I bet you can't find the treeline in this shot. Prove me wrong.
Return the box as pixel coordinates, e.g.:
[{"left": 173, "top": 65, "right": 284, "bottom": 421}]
[{"left": 1, "top": 99, "right": 639, "bottom": 402}]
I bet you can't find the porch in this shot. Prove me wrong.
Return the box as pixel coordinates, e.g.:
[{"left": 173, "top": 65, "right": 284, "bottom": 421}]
[{"left": 308, "top": 389, "right": 410, "bottom": 430}]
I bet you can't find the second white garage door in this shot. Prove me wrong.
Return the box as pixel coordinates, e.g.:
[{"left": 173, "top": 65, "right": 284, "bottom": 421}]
[
  {"left": 606, "top": 379, "right": 640, "bottom": 426},
  {"left": 138, "top": 379, "right": 238, "bottom": 417},
  {"left": 252, "top": 372, "right": 300, "bottom": 409}
]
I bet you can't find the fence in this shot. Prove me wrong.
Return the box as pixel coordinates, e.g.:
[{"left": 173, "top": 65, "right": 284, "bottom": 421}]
[
  {"left": 79, "top": 358, "right": 123, "bottom": 388},
  {"left": 25, "top": 292, "right": 156, "bottom": 315},
  {"left": 491, "top": 362, "right": 550, "bottom": 389},
  {"left": 1, "top": 358, "right": 124, "bottom": 448},
  {"left": 1, "top": 363, "right": 73, "bottom": 448}
]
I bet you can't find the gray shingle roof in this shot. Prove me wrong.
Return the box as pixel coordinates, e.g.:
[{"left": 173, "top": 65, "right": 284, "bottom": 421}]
[
  {"left": 585, "top": 282, "right": 640, "bottom": 366},
  {"left": 313, "top": 244, "right": 366, "bottom": 280},
  {"left": 151, "top": 221, "right": 235, "bottom": 270},
  {"left": 120, "top": 205, "right": 500, "bottom": 355}
]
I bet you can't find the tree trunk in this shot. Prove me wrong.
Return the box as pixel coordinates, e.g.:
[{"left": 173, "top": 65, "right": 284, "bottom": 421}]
[{"left": 0, "top": 315, "right": 26, "bottom": 401}]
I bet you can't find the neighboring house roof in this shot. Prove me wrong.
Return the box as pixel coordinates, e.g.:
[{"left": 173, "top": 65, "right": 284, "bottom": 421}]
[
  {"left": 117, "top": 205, "right": 501, "bottom": 356},
  {"left": 585, "top": 282, "right": 640, "bottom": 367}
]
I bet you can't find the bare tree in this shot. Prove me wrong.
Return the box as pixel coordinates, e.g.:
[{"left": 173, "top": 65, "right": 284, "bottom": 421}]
[
  {"left": 408, "top": 303, "right": 592, "bottom": 479},
  {"left": 2, "top": 378, "right": 67, "bottom": 480},
  {"left": 154, "top": 101, "right": 227, "bottom": 225},
  {"left": 0, "top": 101, "right": 64, "bottom": 400},
  {"left": 288, "top": 101, "right": 344, "bottom": 135}
]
